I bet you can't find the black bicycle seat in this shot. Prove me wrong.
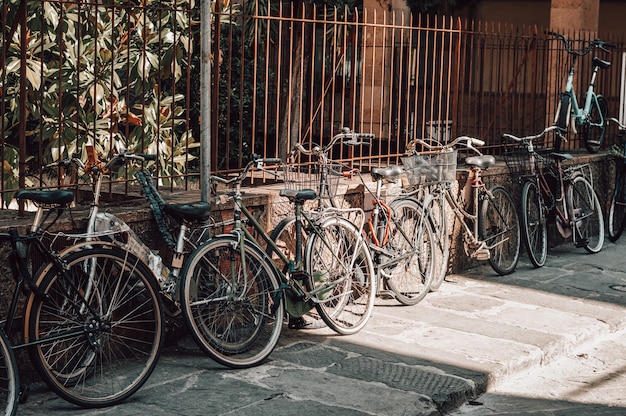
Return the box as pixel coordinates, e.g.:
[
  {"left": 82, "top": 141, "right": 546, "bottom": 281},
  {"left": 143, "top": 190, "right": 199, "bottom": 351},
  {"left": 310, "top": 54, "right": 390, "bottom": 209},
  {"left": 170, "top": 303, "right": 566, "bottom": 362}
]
[
  {"left": 592, "top": 56, "right": 611, "bottom": 70},
  {"left": 279, "top": 189, "right": 317, "bottom": 201},
  {"left": 371, "top": 165, "right": 403, "bottom": 181},
  {"left": 551, "top": 152, "right": 573, "bottom": 161},
  {"left": 464, "top": 155, "right": 496, "bottom": 169},
  {"left": 163, "top": 201, "right": 212, "bottom": 221},
  {"left": 14, "top": 189, "right": 74, "bottom": 205}
]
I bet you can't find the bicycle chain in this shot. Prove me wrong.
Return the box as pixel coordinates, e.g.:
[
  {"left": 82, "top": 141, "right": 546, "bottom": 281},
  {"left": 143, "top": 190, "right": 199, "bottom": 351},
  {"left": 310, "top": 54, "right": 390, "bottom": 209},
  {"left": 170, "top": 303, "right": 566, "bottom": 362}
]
[{"left": 134, "top": 171, "right": 177, "bottom": 250}]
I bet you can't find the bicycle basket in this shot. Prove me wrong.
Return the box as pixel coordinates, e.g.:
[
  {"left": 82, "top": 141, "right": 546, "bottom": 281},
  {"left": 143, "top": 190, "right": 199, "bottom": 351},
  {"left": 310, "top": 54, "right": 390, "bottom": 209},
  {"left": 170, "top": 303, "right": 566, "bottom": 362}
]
[
  {"left": 503, "top": 144, "right": 547, "bottom": 178},
  {"left": 401, "top": 150, "right": 457, "bottom": 186},
  {"left": 282, "top": 162, "right": 343, "bottom": 199}
]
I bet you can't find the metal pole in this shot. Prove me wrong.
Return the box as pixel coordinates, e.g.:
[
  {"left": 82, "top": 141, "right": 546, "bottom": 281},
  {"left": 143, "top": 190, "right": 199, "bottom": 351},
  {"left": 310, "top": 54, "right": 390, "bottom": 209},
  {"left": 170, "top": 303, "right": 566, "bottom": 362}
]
[{"left": 200, "top": 0, "right": 212, "bottom": 202}]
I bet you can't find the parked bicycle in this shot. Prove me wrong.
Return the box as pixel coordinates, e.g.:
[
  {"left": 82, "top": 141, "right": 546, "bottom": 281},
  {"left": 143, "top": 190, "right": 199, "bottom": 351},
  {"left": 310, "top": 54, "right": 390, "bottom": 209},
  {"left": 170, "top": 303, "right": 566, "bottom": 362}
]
[
  {"left": 406, "top": 135, "right": 521, "bottom": 281},
  {"left": 0, "top": 189, "right": 164, "bottom": 413},
  {"left": 503, "top": 125, "right": 604, "bottom": 267},
  {"left": 549, "top": 31, "right": 616, "bottom": 153},
  {"left": 268, "top": 128, "right": 433, "bottom": 306},
  {"left": 607, "top": 118, "right": 626, "bottom": 241}
]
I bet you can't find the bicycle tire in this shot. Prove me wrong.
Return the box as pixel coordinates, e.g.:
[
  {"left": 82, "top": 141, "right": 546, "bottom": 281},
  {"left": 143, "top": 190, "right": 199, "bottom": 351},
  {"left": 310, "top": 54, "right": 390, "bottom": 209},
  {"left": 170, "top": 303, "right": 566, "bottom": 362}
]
[
  {"left": 385, "top": 198, "right": 434, "bottom": 304},
  {"left": 180, "top": 235, "right": 284, "bottom": 368},
  {"left": 555, "top": 93, "right": 571, "bottom": 152},
  {"left": 419, "top": 193, "right": 449, "bottom": 290},
  {"left": 568, "top": 175, "right": 604, "bottom": 253},
  {"left": 26, "top": 246, "right": 163, "bottom": 408},
  {"left": 521, "top": 180, "right": 548, "bottom": 267},
  {"left": 0, "top": 329, "right": 18, "bottom": 416},
  {"left": 608, "top": 166, "right": 626, "bottom": 242},
  {"left": 583, "top": 95, "right": 608, "bottom": 154},
  {"left": 306, "top": 215, "right": 375, "bottom": 335},
  {"left": 479, "top": 186, "right": 521, "bottom": 275}
]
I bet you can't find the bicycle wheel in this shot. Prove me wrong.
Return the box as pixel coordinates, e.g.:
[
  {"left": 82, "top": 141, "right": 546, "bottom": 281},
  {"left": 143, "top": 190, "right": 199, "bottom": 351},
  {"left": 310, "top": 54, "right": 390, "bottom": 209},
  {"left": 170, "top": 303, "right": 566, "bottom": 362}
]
[
  {"left": 306, "top": 215, "right": 375, "bottom": 335},
  {"left": 180, "top": 235, "right": 284, "bottom": 368},
  {"left": 583, "top": 95, "right": 608, "bottom": 154},
  {"left": 385, "top": 198, "right": 434, "bottom": 305},
  {"left": 420, "top": 193, "right": 449, "bottom": 290},
  {"left": 479, "top": 186, "right": 521, "bottom": 275},
  {"left": 555, "top": 93, "right": 571, "bottom": 152},
  {"left": 27, "top": 247, "right": 163, "bottom": 408},
  {"left": 521, "top": 180, "right": 548, "bottom": 267},
  {"left": 569, "top": 175, "right": 604, "bottom": 253},
  {"left": 608, "top": 167, "right": 626, "bottom": 242},
  {"left": 0, "top": 329, "right": 18, "bottom": 416}
]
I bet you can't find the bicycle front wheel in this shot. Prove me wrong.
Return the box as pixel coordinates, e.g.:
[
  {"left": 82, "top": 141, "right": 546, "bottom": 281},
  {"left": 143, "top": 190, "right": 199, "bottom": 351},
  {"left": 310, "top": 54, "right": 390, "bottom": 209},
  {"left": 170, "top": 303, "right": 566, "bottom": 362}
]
[
  {"left": 521, "top": 180, "right": 548, "bottom": 267},
  {"left": 306, "top": 215, "right": 375, "bottom": 335},
  {"left": 583, "top": 95, "right": 608, "bottom": 154},
  {"left": 385, "top": 198, "right": 434, "bottom": 305},
  {"left": 27, "top": 247, "right": 163, "bottom": 408},
  {"left": 569, "top": 175, "right": 604, "bottom": 253},
  {"left": 608, "top": 167, "right": 626, "bottom": 242},
  {"left": 479, "top": 186, "right": 521, "bottom": 275},
  {"left": 181, "top": 235, "right": 284, "bottom": 368},
  {"left": 0, "top": 329, "right": 18, "bottom": 416}
]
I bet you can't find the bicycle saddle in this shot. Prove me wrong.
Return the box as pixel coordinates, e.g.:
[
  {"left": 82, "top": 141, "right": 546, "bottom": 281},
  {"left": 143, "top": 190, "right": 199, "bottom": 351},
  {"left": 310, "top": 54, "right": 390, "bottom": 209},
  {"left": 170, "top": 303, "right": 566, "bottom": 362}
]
[
  {"left": 464, "top": 155, "right": 495, "bottom": 169},
  {"left": 371, "top": 165, "right": 403, "bottom": 181},
  {"left": 550, "top": 152, "right": 573, "bottom": 161},
  {"left": 15, "top": 189, "right": 74, "bottom": 205},
  {"left": 593, "top": 56, "right": 611, "bottom": 70},
  {"left": 279, "top": 189, "right": 317, "bottom": 201},
  {"left": 163, "top": 201, "right": 212, "bottom": 221}
]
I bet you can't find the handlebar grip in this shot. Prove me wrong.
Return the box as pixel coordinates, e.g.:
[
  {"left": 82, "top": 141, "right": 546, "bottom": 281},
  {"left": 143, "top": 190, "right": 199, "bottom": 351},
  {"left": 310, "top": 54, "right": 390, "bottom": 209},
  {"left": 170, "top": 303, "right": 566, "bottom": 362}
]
[
  {"left": 137, "top": 154, "right": 157, "bottom": 161},
  {"left": 470, "top": 138, "right": 485, "bottom": 147},
  {"left": 261, "top": 158, "right": 282, "bottom": 164}
]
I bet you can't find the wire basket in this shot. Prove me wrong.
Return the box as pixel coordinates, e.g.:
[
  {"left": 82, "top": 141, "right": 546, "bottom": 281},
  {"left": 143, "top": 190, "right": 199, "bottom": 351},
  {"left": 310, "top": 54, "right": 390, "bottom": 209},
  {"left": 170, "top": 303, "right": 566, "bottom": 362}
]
[
  {"left": 282, "top": 163, "right": 342, "bottom": 199},
  {"left": 503, "top": 144, "right": 548, "bottom": 178},
  {"left": 401, "top": 150, "right": 457, "bottom": 186}
]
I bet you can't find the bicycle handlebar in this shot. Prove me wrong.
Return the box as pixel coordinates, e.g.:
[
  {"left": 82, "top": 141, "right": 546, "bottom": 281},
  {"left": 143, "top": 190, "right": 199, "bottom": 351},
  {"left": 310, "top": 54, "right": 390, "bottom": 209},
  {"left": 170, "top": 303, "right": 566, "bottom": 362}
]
[
  {"left": 546, "top": 31, "right": 616, "bottom": 56},
  {"left": 292, "top": 127, "right": 374, "bottom": 157},
  {"left": 210, "top": 156, "right": 282, "bottom": 187},
  {"left": 502, "top": 125, "right": 561, "bottom": 144},
  {"left": 410, "top": 135, "right": 484, "bottom": 155}
]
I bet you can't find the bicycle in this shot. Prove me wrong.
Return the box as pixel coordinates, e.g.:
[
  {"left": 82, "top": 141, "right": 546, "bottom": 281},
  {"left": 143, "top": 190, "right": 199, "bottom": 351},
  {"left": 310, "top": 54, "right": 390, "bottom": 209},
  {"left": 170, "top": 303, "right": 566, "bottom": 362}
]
[
  {"left": 548, "top": 31, "right": 616, "bottom": 153},
  {"left": 0, "top": 188, "right": 164, "bottom": 412},
  {"left": 406, "top": 135, "right": 521, "bottom": 281},
  {"left": 199, "top": 155, "right": 375, "bottom": 337},
  {"left": 606, "top": 118, "right": 626, "bottom": 241},
  {"left": 268, "top": 128, "right": 434, "bottom": 306},
  {"left": 503, "top": 125, "right": 604, "bottom": 267}
]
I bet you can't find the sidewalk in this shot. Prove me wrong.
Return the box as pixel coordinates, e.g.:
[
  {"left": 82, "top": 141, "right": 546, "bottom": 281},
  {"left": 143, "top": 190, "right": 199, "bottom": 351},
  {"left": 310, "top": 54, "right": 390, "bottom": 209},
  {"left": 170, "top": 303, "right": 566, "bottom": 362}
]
[{"left": 17, "top": 238, "right": 626, "bottom": 415}]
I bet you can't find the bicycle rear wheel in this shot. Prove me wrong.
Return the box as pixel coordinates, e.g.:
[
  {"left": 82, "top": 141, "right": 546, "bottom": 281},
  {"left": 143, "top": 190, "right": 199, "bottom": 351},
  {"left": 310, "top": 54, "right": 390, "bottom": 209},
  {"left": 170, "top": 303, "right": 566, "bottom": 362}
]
[
  {"left": 0, "top": 329, "right": 18, "bottom": 416},
  {"left": 608, "top": 167, "right": 626, "bottom": 242},
  {"left": 569, "top": 175, "right": 604, "bottom": 253},
  {"left": 420, "top": 193, "right": 449, "bottom": 290},
  {"left": 181, "top": 235, "right": 284, "bottom": 368},
  {"left": 306, "top": 215, "right": 375, "bottom": 335},
  {"left": 521, "top": 180, "right": 548, "bottom": 267},
  {"left": 385, "top": 198, "right": 434, "bottom": 305},
  {"left": 27, "top": 247, "right": 163, "bottom": 408},
  {"left": 583, "top": 95, "right": 608, "bottom": 154},
  {"left": 479, "top": 186, "right": 521, "bottom": 275}
]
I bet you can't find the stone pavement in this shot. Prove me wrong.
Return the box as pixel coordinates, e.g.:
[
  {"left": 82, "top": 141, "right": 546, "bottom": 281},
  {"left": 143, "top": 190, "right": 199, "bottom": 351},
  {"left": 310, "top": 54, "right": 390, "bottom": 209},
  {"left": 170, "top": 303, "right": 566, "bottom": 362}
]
[{"left": 15, "top": 238, "right": 626, "bottom": 415}]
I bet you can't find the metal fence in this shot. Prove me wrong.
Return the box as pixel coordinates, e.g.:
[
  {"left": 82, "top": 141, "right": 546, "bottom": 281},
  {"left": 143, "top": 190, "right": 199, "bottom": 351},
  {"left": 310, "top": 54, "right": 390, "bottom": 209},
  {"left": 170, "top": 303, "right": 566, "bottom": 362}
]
[{"left": 1, "top": 0, "right": 625, "bottom": 205}]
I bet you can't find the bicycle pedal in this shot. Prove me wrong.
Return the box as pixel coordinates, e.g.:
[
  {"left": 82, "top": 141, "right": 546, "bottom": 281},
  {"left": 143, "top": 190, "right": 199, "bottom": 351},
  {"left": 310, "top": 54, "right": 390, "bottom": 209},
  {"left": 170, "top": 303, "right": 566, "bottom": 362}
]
[{"left": 475, "top": 248, "right": 490, "bottom": 261}]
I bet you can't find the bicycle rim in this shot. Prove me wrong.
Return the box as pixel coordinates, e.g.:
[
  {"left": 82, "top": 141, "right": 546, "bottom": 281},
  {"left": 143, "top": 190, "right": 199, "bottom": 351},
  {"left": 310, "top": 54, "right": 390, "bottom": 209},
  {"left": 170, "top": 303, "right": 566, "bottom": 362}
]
[
  {"left": 385, "top": 198, "right": 434, "bottom": 304},
  {"left": 479, "top": 186, "right": 521, "bottom": 275},
  {"left": 421, "top": 193, "right": 449, "bottom": 290},
  {"left": 27, "top": 247, "right": 163, "bottom": 408},
  {"left": 0, "top": 329, "right": 18, "bottom": 416},
  {"left": 306, "top": 216, "right": 375, "bottom": 335},
  {"left": 569, "top": 176, "right": 604, "bottom": 253},
  {"left": 181, "top": 236, "right": 284, "bottom": 368},
  {"left": 608, "top": 171, "right": 626, "bottom": 242},
  {"left": 521, "top": 180, "right": 548, "bottom": 267}
]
